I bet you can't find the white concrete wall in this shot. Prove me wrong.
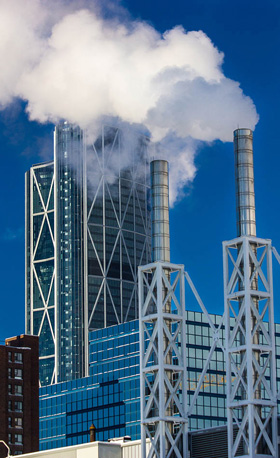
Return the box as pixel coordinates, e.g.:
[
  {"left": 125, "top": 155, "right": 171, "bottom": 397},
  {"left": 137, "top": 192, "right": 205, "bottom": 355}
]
[
  {"left": 18, "top": 440, "right": 151, "bottom": 458},
  {"left": 19, "top": 442, "right": 121, "bottom": 458}
]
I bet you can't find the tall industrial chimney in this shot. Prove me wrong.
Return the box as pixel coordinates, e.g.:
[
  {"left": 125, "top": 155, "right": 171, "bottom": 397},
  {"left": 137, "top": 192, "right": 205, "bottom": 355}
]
[
  {"left": 234, "top": 128, "right": 256, "bottom": 237},
  {"left": 224, "top": 128, "right": 278, "bottom": 458},
  {"left": 139, "top": 159, "right": 188, "bottom": 458},
  {"left": 150, "top": 160, "right": 170, "bottom": 263}
]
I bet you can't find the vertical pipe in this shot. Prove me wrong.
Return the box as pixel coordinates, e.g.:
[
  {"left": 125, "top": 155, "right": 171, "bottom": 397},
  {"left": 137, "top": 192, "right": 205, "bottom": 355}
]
[
  {"left": 234, "top": 128, "right": 256, "bottom": 237},
  {"left": 150, "top": 160, "right": 170, "bottom": 263}
]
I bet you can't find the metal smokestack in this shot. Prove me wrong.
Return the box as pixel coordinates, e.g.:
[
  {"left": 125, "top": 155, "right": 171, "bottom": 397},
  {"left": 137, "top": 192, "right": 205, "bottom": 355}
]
[
  {"left": 234, "top": 128, "right": 256, "bottom": 237},
  {"left": 150, "top": 160, "right": 170, "bottom": 263}
]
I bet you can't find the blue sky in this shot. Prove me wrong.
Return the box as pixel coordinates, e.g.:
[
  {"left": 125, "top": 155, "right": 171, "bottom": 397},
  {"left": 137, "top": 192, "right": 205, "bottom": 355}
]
[{"left": 0, "top": 0, "right": 280, "bottom": 342}]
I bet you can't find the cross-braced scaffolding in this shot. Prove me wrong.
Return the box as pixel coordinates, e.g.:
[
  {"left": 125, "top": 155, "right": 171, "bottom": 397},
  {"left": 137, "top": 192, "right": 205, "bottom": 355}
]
[
  {"left": 139, "top": 261, "right": 188, "bottom": 458},
  {"left": 223, "top": 235, "right": 278, "bottom": 458}
]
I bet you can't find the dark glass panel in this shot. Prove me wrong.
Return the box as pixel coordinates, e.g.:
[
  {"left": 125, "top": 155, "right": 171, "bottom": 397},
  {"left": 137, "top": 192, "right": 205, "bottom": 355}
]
[
  {"left": 33, "top": 279, "right": 45, "bottom": 309},
  {"left": 33, "top": 310, "right": 44, "bottom": 335},
  {"left": 40, "top": 315, "right": 54, "bottom": 357},
  {"left": 88, "top": 226, "right": 104, "bottom": 264},
  {"left": 34, "top": 166, "right": 54, "bottom": 208},
  {"left": 33, "top": 183, "right": 44, "bottom": 213},
  {"left": 122, "top": 281, "right": 136, "bottom": 322},
  {"left": 105, "top": 227, "right": 118, "bottom": 267},
  {"left": 121, "top": 239, "right": 134, "bottom": 281},
  {"left": 107, "top": 237, "right": 120, "bottom": 279},
  {"left": 107, "top": 279, "right": 121, "bottom": 322},
  {"left": 33, "top": 214, "right": 44, "bottom": 249},
  {"left": 48, "top": 211, "right": 54, "bottom": 239},
  {"left": 48, "top": 186, "right": 54, "bottom": 211},
  {"left": 34, "top": 219, "right": 54, "bottom": 260},
  {"left": 105, "top": 288, "right": 118, "bottom": 327},
  {"left": 87, "top": 187, "right": 103, "bottom": 226},
  {"left": 48, "top": 307, "right": 55, "bottom": 332},
  {"left": 88, "top": 245, "right": 102, "bottom": 276},
  {"left": 88, "top": 278, "right": 104, "bottom": 330},
  {"left": 39, "top": 357, "right": 54, "bottom": 387},
  {"left": 34, "top": 260, "right": 54, "bottom": 302},
  {"left": 105, "top": 189, "right": 118, "bottom": 228}
]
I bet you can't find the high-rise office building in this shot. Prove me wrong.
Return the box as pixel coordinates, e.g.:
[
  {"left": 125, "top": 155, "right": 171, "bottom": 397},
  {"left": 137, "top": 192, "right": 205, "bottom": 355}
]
[
  {"left": 0, "top": 335, "right": 39, "bottom": 458},
  {"left": 26, "top": 122, "right": 151, "bottom": 386}
]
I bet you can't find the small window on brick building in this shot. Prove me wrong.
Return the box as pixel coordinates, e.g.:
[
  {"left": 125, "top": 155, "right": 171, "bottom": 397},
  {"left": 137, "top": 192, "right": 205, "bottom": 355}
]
[
  {"left": 8, "top": 351, "right": 12, "bottom": 362},
  {"left": 15, "top": 434, "right": 23, "bottom": 445},
  {"left": 8, "top": 417, "right": 12, "bottom": 427},
  {"left": 14, "top": 368, "right": 22, "bottom": 379},
  {"left": 15, "top": 353, "right": 23, "bottom": 363},
  {"left": 8, "top": 433, "right": 12, "bottom": 444},
  {"left": 14, "top": 401, "right": 23, "bottom": 412},
  {"left": 8, "top": 400, "right": 12, "bottom": 411},
  {"left": 8, "top": 384, "right": 12, "bottom": 394},
  {"left": 15, "top": 385, "right": 23, "bottom": 395},
  {"left": 15, "top": 417, "right": 22, "bottom": 428},
  {"left": 8, "top": 367, "right": 12, "bottom": 378}
]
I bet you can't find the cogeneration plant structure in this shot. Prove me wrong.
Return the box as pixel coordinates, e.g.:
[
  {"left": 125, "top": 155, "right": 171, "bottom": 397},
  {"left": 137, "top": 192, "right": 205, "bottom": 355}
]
[
  {"left": 139, "top": 128, "right": 279, "bottom": 458},
  {"left": 26, "top": 125, "right": 280, "bottom": 458}
]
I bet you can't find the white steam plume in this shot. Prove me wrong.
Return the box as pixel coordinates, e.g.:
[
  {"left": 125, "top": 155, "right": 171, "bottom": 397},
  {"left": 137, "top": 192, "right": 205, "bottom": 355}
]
[{"left": 0, "top": 0, "right": 259, "bottom": 204}]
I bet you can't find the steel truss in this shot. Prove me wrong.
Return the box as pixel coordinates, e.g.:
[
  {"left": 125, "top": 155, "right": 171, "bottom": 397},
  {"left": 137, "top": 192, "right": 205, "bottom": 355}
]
[
  {"left": 139, "top": 261, "right": 188, "bottom": 458},
  {"left": 139, "top": 261, "right": 227, "bottom": 458},
  {"left": 223, "top": 236, "right": 278, "bottom": 458}
]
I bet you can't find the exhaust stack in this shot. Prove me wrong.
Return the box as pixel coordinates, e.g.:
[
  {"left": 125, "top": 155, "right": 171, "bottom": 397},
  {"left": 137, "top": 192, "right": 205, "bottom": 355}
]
[
  {"left": 234, "top": 128, "right": 256, "bottom": 237},
  {"left": 150, "top": 160, "right": 170, "bottom": 263},
  {"left": 140, "top": 159, "right": 188, "bottom": 458},
  {"left": 224, "top": 128, "right": 278, "bottom": 458}
]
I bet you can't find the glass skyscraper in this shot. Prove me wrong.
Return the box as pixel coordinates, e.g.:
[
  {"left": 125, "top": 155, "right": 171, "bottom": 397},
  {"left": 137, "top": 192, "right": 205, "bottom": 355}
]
[{"left": 26, "top": 122, "right": 151, "bottom": 386}]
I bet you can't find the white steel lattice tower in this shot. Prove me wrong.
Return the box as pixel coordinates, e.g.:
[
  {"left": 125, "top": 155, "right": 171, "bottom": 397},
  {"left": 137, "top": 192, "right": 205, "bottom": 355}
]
[
  {"left": 223, "top": 129, "right": 278, "bottom": 458},
  {"left": 139, "top": 161, "right": 188, "bottom": 458}
]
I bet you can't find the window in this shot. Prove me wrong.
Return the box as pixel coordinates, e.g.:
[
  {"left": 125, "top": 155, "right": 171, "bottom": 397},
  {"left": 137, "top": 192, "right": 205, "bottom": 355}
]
[
  {"left": 15, "top": 353, "right": 23, "bottom": 363},
  {"left": 15, "top": 418, "right": 22, "bottom": 428},
  {"left": 14, "top": 368, "right": 22, "bottom": 379},
  {"left": 15, "top": 385, "right": 23, "bottom": 395},
  {"left": 14, "top": 434, "right": 23, "bottom": 445},
  {"left": 8, "top": 433, "right": 12, "bottom": 444},
  {"left": 8, "top": 352, "right": 12, "bottom": 362},
  {"left": 14, "top": 401, "right": 23, "bottom": 412},
  {"left": 8, "top": 384, "right": 12, "bottom": 394},
  {"left": 8, "top": 400, "right": 12, "bottom": 411},
  {"left": 8, "top": 417, "right": 12, "bottom": 427},
  {"left": 8, "top": 367, "right": 12, "bottom": 378}
]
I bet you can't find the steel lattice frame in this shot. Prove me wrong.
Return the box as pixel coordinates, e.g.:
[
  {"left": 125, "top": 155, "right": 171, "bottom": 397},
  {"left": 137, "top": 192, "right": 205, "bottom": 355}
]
[
  {"left": 139, "top": 261, "right": 188, "bottom": 458},
  {"left": 223, "top": 235, "right": 278, "bottom": 458}
]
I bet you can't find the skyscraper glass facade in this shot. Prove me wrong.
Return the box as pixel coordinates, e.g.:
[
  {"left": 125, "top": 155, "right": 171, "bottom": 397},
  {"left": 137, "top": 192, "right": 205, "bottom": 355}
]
[
  {"left": 26, "top": 123, "right": 151, "bottom": 386},
  {"left": 86, "top": 126, "right": 151, "bottom": 331},
  {"left": 55, "top": 124, "right": 85, "bottom": 385},
  {"left": 39, "top": 311, "right": 280, "bottom": 450},
  {"left": 25, "top": 161, "right": 55, "bottom": 386}
]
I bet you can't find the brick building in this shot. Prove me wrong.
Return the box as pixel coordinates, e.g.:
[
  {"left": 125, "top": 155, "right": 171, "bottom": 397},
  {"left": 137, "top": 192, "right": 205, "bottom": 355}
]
[{"left": 0, "top": 335, "right": 39, "bottom": 458}]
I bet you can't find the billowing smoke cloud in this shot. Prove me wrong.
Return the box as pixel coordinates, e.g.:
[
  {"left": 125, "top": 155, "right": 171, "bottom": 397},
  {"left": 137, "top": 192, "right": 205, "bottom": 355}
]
[{"left": 0, "top": 0, "right": 258, "bottom": 204}]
